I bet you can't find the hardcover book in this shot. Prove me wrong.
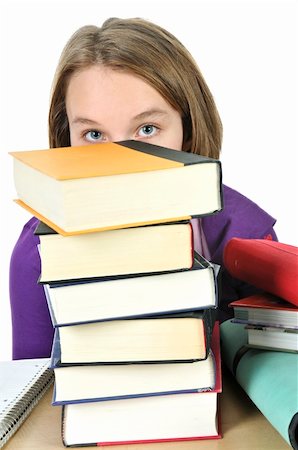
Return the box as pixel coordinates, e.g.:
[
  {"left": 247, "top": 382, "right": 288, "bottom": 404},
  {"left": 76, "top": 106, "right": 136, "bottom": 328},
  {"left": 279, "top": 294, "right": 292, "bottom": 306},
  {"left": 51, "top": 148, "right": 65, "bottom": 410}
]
[
  {"left": 43, "top": 254, "right": 218, "bottom": 327},
  {"left": 52, "top": 321, "right": 220, "bottom": 405},
  {"left": 61, "top": 322, "right": 222, "bottom": 447},
  {"left": 220, "top": 319, "right": 298, "bottom": 449},
  {"left": 245, "top": 325, "right": 298, "bottom": 353},
  {"left": 10, "top": 140, "right": 223, "bottom": 235},
  {"left": 36, "top": 221, "right": 195, "bottom": 284},
  {"left": 62, "top": 389, "right": 221, "bottom": 447},
  {"left": 224, "top": 238, "right": 298, "bottom": 306},
  {"left": 51, "top": 310, "right": 216, "bottom": 366},
  {"left": 230, "top": 293, "right": 298, "bottom": 330}
]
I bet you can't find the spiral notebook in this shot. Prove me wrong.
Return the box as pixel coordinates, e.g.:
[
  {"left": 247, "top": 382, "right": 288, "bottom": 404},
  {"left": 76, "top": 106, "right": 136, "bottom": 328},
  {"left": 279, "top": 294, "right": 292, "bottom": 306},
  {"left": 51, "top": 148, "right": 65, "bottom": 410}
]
[{"left": 0, "top": 358, "right": 54, "bottom": 448}]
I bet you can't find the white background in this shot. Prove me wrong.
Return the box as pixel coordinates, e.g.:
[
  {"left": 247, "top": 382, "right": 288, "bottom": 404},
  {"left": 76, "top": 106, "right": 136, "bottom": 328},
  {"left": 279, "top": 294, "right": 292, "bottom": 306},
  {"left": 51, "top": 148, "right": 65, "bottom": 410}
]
[{"left": 0, "top": 0, "right": 297, "bottom": 360}]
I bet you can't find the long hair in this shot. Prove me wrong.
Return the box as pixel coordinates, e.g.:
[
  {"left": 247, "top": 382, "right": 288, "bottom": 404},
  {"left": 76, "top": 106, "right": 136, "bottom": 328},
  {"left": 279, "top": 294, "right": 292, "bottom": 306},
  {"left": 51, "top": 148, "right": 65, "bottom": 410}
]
[{"left": 48, "top": 17, "right": 222, "bottom": 158}]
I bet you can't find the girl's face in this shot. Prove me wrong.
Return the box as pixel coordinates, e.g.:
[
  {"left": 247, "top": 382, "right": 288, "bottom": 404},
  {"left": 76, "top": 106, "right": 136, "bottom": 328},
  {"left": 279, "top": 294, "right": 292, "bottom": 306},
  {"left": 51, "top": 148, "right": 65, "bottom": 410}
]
[{"left": 66, "top": 65, "right": 183, "bottom": 151}]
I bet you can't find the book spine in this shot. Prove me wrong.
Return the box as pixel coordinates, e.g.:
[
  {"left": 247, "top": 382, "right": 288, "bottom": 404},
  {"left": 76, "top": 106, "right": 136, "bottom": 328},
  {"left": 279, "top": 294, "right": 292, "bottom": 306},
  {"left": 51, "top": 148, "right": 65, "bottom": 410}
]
[
  {"left": 223, "top": 239, "right": 298, "bottom": 307},
  {"left": 202, "top": 308, "right": 217, "bottom": 359}
]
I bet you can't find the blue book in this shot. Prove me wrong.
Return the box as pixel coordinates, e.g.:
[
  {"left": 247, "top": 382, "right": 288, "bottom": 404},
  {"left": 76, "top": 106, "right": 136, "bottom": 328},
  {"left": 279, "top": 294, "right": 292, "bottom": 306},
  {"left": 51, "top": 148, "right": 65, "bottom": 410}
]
[{"left": 220, "top": 320, "right": 298, "bottom": 449}]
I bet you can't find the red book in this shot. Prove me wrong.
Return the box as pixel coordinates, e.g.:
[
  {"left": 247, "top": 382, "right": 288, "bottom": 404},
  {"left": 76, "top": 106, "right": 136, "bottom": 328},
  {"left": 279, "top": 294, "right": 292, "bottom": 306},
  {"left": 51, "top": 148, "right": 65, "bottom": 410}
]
[
  {"left": 224, "top": 238, "right": 298, "bottom": 307},
  {"left": 229, "top": 293, "right": 298, "bottom": 329}
]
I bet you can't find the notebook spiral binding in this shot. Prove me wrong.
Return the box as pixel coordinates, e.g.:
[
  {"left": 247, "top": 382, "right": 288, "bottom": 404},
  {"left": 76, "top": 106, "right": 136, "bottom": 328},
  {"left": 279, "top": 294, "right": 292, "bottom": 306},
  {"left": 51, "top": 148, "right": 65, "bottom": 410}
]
[{"left": 0, "top": 362, "right": 54, "bottom": 448}]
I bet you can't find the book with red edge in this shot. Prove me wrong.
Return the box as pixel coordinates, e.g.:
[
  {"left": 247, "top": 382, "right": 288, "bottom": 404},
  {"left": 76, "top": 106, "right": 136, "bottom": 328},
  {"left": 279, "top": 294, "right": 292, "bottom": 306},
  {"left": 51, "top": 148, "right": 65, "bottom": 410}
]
[
  {"left": 61, "top": 322, "right": 222, "bottom": 447},
  {"left": 229, "top": 293, "right": 298, "bottom": 330},
  {"left": 224, "top": 238, "right": 298, "bottom": 307}
]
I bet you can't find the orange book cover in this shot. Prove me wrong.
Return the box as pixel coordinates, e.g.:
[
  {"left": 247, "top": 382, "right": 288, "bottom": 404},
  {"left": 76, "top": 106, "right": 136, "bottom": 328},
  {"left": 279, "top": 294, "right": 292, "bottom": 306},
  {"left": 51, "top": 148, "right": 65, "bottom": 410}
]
[
  {"left": 14, "top": 200, "right": 191, "bottom": 236},
  {"left": 9, "top": 141, "right": 192, "bottom": 180},
  {"left": 10, "top": 140, "right": 222, "bottom": 235}
]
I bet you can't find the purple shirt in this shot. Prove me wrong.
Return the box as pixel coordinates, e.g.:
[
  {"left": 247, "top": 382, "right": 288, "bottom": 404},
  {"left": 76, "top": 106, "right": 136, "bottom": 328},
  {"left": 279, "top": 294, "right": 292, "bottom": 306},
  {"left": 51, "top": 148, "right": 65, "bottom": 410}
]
[{"left": 9, "top": 185, "right": 277, "bottom": 359}]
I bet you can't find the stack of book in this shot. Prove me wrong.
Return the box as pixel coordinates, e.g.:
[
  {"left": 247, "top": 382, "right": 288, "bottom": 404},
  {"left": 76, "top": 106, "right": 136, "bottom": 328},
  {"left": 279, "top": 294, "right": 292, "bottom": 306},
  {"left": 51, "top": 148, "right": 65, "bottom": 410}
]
[
  {"left": 220, "top": 238, "right": 298, "bottom": 449},
  {"left": 10, "top": 140, "right": 223, "bottom": 447},
  {"left": 224, "top": 238, "right": 298, "bottom": 353}
]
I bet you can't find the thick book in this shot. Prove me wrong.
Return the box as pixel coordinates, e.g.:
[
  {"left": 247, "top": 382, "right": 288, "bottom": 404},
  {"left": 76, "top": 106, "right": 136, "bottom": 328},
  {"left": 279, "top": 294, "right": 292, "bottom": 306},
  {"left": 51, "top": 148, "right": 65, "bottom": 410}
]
[
  {"left": 52, "top": 321, "right": 220, "bottom": 405},
  {"left": 35, "top": 220, "right": 195, "bottom": 284},
  {"left": 61, "top": 332, "right": 221, "bottom": 447},
  {"left": 43, "top": 254, "right": 218, "bottom": 327},
  {"left": 62, "top": 391, "right": 221, "bottom": 447},
  {"left": 51, "top": 310, "right": 216, "bottom": 366},
  {"left": 230, "top": 293, "right": 298, "bottom": 330},
  {"left": 10, "top": 140, "right": 223, "bottom": 235},
  {"left": 224, "top": 238, "right": 298, "bottom": 306},
  {"left": 220, "top": 320, "right": 298, "bottom": 449},
  {"left": 244, "top": 325, "right": 298, "bottom": 353},
  {"left": 0, "top": 358, "right": 53, "bottom": 448}
]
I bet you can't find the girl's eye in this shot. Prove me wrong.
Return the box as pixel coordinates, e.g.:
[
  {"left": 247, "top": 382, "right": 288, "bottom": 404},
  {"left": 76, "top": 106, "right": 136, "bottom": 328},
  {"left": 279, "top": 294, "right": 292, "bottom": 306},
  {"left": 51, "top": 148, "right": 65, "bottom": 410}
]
[
  {"left": 85, "top": 130, "right": 102, "bottom": 142},
  {"left": 138, "top": 124, "right": 158, "bottom": 137}
]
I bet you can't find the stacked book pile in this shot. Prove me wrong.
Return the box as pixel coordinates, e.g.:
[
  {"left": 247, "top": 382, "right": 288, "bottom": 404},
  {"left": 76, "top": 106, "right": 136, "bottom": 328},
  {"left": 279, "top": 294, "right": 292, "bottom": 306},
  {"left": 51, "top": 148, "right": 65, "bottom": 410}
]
[
  {"left": 220, "top": 238, "right": 298, "bottom": 449},
  {"left": 10, "top": 140, "right": 223, "bottom": 447}
]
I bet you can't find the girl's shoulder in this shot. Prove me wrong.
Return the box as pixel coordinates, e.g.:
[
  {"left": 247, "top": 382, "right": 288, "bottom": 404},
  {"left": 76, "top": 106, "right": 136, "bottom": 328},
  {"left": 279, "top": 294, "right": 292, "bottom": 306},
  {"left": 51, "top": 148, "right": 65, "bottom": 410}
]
[
  {"left": 202, "top": 184, "right": 277, "bottom": 263},
  {"left": 220, "top": 184, "right": 276, "bottom": 229},
  {"left": 11, "top": 217, "right": 40, "bottom": 263},
  {"left": 10, "top": 217, "right": 41, "bottom": 274},
  {"left": 17, "top": 216, "right": 40, "bottom": 246}
]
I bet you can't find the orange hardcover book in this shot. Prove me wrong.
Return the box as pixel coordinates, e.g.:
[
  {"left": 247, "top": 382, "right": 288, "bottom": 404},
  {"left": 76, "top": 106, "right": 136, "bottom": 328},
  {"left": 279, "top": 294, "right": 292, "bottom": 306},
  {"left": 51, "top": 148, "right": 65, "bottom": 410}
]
[
  {"left": 61, "top": 322, "right": 222, "bottom": 446},
  {"left": 10, "top": 140, "right": 222, "bottom": 235}
]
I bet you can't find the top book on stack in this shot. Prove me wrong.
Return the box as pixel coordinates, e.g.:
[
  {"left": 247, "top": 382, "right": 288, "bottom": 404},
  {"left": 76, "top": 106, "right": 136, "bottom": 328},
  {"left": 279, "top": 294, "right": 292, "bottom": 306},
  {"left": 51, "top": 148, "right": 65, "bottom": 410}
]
[{"left": 10, "top": 140, "right": 223, "bottom": 236}]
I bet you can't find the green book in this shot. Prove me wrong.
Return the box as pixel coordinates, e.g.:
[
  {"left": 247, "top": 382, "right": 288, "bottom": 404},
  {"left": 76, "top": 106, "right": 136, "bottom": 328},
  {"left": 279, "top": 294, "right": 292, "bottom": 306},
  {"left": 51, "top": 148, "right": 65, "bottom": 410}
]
[{"left": 220, "top": 320, "right": 298, "bottom": 449}]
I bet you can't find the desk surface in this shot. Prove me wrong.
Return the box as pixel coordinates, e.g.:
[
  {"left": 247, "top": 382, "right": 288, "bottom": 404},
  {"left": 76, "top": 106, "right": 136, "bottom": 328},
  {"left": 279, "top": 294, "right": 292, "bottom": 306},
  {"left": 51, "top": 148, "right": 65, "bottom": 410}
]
[{"left": 4, "top": 369, "right": 290, "bottom": 450}]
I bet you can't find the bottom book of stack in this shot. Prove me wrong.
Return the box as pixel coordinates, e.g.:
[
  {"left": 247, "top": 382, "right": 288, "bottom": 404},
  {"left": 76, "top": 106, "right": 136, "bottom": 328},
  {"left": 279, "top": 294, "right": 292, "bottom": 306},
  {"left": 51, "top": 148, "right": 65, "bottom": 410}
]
[{"left": 52, "top": 321, "right": 221, "bottom": 447}]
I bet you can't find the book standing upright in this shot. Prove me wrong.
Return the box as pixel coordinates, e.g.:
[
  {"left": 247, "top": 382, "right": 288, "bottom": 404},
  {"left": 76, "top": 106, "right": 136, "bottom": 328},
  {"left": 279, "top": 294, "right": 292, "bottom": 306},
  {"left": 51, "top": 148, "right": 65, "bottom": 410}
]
[{"left": 11, "top": 140, "right": 223, "bottom": 446}]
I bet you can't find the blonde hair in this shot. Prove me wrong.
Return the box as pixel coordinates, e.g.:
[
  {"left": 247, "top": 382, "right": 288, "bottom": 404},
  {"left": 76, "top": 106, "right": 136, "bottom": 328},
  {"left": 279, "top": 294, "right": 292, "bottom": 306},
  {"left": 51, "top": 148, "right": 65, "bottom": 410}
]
[{"left": 49, "top": 17, "right": 222, "bottom": 158}]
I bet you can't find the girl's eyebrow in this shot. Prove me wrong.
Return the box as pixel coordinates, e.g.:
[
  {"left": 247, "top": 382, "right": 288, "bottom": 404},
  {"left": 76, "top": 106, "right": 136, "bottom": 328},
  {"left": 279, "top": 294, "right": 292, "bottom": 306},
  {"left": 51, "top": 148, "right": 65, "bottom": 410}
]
[
  {"left": 71, "top": 117, "right": 101, "bottom": 126},
  {"left": 71, "top": 109, "right": 168, "bottom": 127},
  {"left": 132, "top": 109, "right": 168, "bottom": 121}
]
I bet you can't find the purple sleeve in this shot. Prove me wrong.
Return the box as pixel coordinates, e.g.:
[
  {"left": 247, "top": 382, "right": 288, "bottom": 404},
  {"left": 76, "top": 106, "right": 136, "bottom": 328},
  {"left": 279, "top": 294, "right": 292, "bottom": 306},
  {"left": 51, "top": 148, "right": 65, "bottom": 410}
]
[
  {"left": 9, "top": 217, "right": 54, "bottom": 359},
  {"left": 202, "top": 185, "right": 278, "bottom": 322}
]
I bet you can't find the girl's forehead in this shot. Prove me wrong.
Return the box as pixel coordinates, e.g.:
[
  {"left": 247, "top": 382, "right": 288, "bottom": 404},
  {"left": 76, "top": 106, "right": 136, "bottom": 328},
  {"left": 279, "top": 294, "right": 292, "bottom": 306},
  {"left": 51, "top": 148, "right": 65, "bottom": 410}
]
[{"left": 66, "top": 66, "right": 172, "bottom": 117}]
